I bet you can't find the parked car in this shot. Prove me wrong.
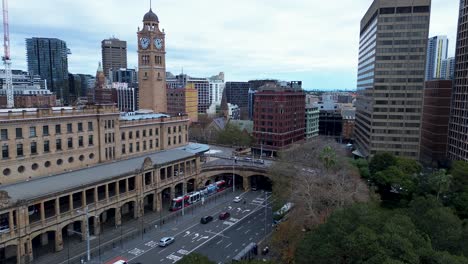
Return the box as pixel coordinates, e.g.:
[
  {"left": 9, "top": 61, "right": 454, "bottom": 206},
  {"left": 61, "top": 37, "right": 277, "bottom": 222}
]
[
  {"left": 158, "top": 236, "right": 175, "bottom": 247},
  {"left": 233, "top": 196, "right": 242, "bottom": 203},
  {"left": 219, "top": 212, "right": 231, "bottom": 220},
  {"left": 200, "top": 215, "right": 214, "bottom": 224}
]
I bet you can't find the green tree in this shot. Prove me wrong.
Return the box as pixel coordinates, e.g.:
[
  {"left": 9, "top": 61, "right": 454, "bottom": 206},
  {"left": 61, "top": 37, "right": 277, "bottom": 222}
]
[
  {"left": 216, "top": 124, "right": 253, "bottom": 147},
  {"left": 319, "top": 146, "right": 337, "bottom": 170},
  {"left": 451, "top": 161, "right": 468, "bottom": 192},
  {"left": 428, "top": 169, "right": 452, "bottom": 201},
  {"left": 350, "top": 158, "right": 371, "bottom": 179},
  {"left": 451, "top": 191, "right": 468, "bottom": 219},
  {"left": 395, "top": 157, "right": 422, "bottom": 175},
  {"left": 177, "top": 253, "right": 215, "bottom": 264},
  {"left": 369, "top": 153, "right": 397, "bottom": 176}
]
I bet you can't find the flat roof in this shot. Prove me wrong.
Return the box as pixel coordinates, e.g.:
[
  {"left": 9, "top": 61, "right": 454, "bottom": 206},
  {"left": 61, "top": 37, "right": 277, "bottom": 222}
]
[
  {"left": 0, "top": 143, "right": 209, "bottom": 202},
  {"left": 120, "top": 113, "right": 170, "bottom": 121}
]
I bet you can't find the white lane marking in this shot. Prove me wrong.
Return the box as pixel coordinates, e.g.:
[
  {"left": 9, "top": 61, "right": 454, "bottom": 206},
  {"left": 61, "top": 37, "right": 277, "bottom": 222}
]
[
  {"left": 183, "top": 231, "right": 191, "bottom": 237},
  {"left": 216, "top": 239, "right": 223, "bottom": 245},
  {"left": 244, "top": 229, "right": 250, "bottom": 234},
  {"left": 230, "top": 217, "right": 239, "bottom": 222},
  {"left": 178, "top": 249, "right": 189, "bottom": 255},
  {"left": 166, "top": 254, "right": 182, "bottom": 263},
  {"left": 160, "top": 247, "right": 169, "bottom": 253},
  {"left": 223, "top": 221, "right": 235, "bottom": 226},
  {"left": 160, "top": 258, "right": 164, "bottom": 262},
  {"left": 225, "top": 242, "right": 232, "bottom": 248},
  {"left": 128, "top": 248, "right": 145, "bottom": 256},
  {"left": 236, "top": 226, "right": 243, "bottom": 231},
  {"left": 145, "top": 241, "right": 158, "bottom": 248}
]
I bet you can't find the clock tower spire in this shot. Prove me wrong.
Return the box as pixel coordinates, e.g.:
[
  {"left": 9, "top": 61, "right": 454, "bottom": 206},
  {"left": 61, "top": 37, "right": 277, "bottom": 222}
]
[{"left": 137, "top": 6, "right": 167, "bottom": 113}]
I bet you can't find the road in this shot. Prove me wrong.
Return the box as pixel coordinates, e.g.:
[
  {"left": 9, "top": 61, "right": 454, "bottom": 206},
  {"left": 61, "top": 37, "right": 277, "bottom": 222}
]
[{"left": 115, "top": 191, "right": 273, "bottom": 264}]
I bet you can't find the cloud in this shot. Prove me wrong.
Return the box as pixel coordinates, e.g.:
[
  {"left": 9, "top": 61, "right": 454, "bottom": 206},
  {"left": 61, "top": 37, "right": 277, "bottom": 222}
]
[{"left": 5, "top": 0, "right": 458, "bottom": 89}]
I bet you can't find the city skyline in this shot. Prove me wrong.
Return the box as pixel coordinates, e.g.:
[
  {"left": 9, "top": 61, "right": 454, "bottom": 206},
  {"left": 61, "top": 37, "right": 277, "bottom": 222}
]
[{"left": 7, "top": 0, "right": 458, "bottom": 89}]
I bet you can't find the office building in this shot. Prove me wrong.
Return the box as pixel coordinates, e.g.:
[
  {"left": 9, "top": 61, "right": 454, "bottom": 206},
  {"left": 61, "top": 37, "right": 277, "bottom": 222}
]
[
  {"left": 441, "top": 57, "right": 455, "bottom": 80},
  {"left": 447, "top": 0, "right": 468, "bottom": 161},
  {"left": 109, "top": 68, "right": 138, "bottom": 87},
  {"left": 167, "top": 83, "right": 198, "bottom": 123},
  {"left": 26, "top": 37, "right": 70, "bottom": 104},
  {"left": 354, "top": 0, "right": 431, "bottom": 159},
  {"left": 247, "top": 88, "right": 257, "bottom": 120},
  {"left": 425, "top": 35, "right": 449, "bottom": 80},
  {"left": 208, "top": 72, "right": 225, "bottom": 108},
  {"left": 305, "top": 104, "right": 319, "bottom": 140},
  {"left": 224, "top": 82, "right": 250, "bottom": 117},
  {"left": 341, "top": 108, "right": 356, "bottom": 142},
  {"left": 420, "top": 80, "right": 452, "bottom": 166},
  {"left": 111, "top": 82, "right": 136, "bottom": 112},
  {"left": 137, "top": 8, "right": 167, "bottom": 113},
  {"left": 102, "top": 38, "right": 127, "bottom": 78},
  {"left": 252, "top": 82, "right": 305, "bottom": 156},
  {"left": 319, "top": 110, "right": 343, "bottom": 139},
  {"left": 167, "top": 73, "right": 210, "bottom": 114}
]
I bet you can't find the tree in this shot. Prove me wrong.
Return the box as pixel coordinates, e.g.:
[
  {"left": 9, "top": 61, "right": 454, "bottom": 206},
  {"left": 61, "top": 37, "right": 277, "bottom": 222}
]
[
  {"left": 319, "top": 146, "right": 337, "bottom": 170},
  {"left": 177, "top": 253, "right": 215, "bottom": 264},
  {"left": 350, "top": 158, "right": 371, "bottom": 179},
  {"left": 369, "top": 153, "right": 397, "bottom": 176},
  {"left": 216, "top": 124, "right": 253, "bottom": 147},
  {"left": 451, "top": 161, "right": 468, "bottom": 192},
  {"left": 428, "top": 169, "right": 452, "bottom": 201}
]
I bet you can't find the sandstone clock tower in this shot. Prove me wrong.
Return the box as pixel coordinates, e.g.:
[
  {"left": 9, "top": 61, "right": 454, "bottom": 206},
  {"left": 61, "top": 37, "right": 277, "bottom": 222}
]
[{"left": 137, "top": 8, "right": 167, "bottom": 113}]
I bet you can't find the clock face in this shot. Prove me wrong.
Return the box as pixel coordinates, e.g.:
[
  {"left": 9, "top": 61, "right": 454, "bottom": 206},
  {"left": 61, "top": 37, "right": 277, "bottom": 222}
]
[
  {"left": 154, "top": 38, "right": 163, "bottom": 49},
  {"left": 140, "top": 37, "right": 150, "bottom": 49}
]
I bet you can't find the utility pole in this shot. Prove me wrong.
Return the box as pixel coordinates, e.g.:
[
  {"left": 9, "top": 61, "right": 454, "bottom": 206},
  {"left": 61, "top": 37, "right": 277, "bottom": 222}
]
[
  {"left": 232, "top": 155, "right": 236, "bottom": 192},
  {"left": 76, "top": 206, "right": 91, "bottom": 262}
]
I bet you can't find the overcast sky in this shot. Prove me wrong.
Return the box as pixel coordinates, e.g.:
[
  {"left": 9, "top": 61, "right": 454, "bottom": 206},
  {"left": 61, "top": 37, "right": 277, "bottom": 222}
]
[{"left": 8, "top": 0, "right": 458, "bottom": 90}]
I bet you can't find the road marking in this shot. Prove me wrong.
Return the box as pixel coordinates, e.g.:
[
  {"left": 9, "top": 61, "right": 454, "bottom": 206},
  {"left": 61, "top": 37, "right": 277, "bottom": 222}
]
[
  {"left": 223, "top": 221, "right": 235, "bottom": 226},
  {"left": 144, "top": 240, "right": 158, "bottom": 248},
  {"left": 216, "top": 239, "right": 223, "bottom": 245},
  {"left": 178, "top": 249, "right": 189, "bottom": 255},
  {"left": 160, "top": 258, "right": 164, "bottom": 262},
  {"left": 236, "top": 226, "right": 243, "bottom": 231},
  {"left": 242, "top": 243, "right": 246, "bottom": 247},
  {"left": 225, "top": 242, "right": 232, "bottom": 248},
  {"left": 226, "top": 255, "right": 231, "bottom": 259},
  {"left": 250, "top": 237, "right": 253, "bottom": 241},
  {"left": 167, "top": 254, "right": 182, "bottom": 263},
  {"left": 128, "top": 248, "right": 145, "bottom": 256},
  {"left": 183, "top": 231, "right": 191, "bottom": 237},
  {"left": 244, "top": 229, "right": 250, "bottom": 234},
  {"left": 206, "top": 230, "right": 230, "bottom": 238},
  {"left": 160, "top": 247, "right": 169, "bottom": 253},
  {"left": 230, "top": 217, "right": 239, "bottom": 222}
]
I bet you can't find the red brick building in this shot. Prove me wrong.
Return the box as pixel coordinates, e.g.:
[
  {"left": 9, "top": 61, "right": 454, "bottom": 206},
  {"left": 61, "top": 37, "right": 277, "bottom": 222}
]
[
  {"left": 253, "top": 82, "right": 305, "bottom": 156},
  {"left": 0, "top": 94, "right": 57, "bottom": 108},
  {"left": 420, "top": 80, "right": 452, "bottom": 166}
]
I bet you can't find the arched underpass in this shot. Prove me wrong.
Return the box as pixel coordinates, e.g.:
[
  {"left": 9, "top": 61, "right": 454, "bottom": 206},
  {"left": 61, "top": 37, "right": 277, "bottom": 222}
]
[
  {"left": 31, "top": 230, "right": 56, "bottom": 259},
  {"left": 0, "top": 245, "right": 17, "bottom": 264}
]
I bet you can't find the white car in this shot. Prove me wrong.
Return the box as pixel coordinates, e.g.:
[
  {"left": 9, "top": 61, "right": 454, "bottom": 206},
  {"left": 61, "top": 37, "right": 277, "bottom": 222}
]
[
  {"left": 159, "top": 236, "right": 175, "bottom": 247},
  {"left": 233, "top": 196, "right": 242, "bottom": 203}
]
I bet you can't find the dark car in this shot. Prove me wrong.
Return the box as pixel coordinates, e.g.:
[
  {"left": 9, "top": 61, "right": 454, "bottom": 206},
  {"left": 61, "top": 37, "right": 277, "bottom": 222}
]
[
  {"left": 200, "top": 215, "right": 213, "bottom": 224},
  {"left": 219, "top": 212, "right": 230, "bottom": 220}
]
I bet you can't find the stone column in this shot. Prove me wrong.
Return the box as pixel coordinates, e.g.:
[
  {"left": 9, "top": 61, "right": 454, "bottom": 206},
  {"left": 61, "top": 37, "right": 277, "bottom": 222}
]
[
  {"left": 156, "top": 192, "right": 162, "bottom": 212},
  {"left": 82, "top": 191, "right": 87, "bottom": 207},
  {"left": 40, "top": 203, "right": 45, "bottom": 222},
  {"left": 105, "top": 184, "right": 109, "bottom": 200},
  {"left": 183, "top": 182, "right": 187, "bottom": 194},
  {"left": 243, "top": 176, "right": 250, "bottom": 191},
  {"left": 69, "top": 194, "right": 73, "bottom": 211},
  {"left": 116, "top": 182, "right": 120, "bottom": 198},
  {"left": 40, "top": 233, "right": 48, "bottom": 246},
  {"left": 9, "top": 211, "right": 14, "bottom": 236},
  {"left": 94, "top": 187, "right": 98, "bottom": 204},
  {"left": 115, "top": 207, "right": 121, "bottom": 226},
  {"left": 55, "top": 198, "right": 60, "bottom": 219},
  {"left": 81, "top": 220, "right": 87, "bottom": 241},
  {"left": 94, "top": 217, "right": 101, "bottom": 235},
  {"left": 134, "top": 201, "right": 140, "bottom": 219},
  {"left": 55, "top": 228, "right": 63, "bottom": 251},
  {"left": 170, "top": 186, "right": 175, "bottom": 199}
]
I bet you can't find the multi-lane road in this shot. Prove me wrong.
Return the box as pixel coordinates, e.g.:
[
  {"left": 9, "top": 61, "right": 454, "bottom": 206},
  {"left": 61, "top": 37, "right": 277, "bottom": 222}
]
[{"left": 106, "top": 191, "right": 273, "bottom": 264}]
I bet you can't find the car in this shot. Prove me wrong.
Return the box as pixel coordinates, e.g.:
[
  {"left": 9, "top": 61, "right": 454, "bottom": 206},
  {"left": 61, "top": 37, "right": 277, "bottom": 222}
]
[
  {"left": 200, "top": 215, "right": 213, "bottom": 224},
  {"left": 219, "top": 212, "right": 230, "bottom": 220},
  {"left": 233, "top": 196, "right": 242, "bottom": 203},
  {"left": 244, "top": 157, "right": 252, "bottom": 161},
  {"left": 158, "top": 236, "right": 175, "bottom": 247}
]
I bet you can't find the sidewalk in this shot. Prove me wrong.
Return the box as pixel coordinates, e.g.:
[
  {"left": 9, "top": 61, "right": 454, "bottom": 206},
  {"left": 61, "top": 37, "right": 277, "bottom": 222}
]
[{"left": 32, "top": 189, "right": 238, "bottom": 264}]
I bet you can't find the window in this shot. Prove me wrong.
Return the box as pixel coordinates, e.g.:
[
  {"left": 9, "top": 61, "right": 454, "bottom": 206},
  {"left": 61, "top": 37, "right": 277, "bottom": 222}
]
[
  {"left": 2, "top": 145, "right": 8, "bottom": 159},
  {"left": 44, "top": 140, "right": 50, "bottom": 152},
  {"left": 143, "top": 141, "right": 147, "bottom": 151},
  {"left": 42, "top": 125, "right": 49, "bottom": 136},
  {"left": 122, "top": 144, "right": 126, "bottom": 154},
  {"left": 129, "top": 131, "right": 133, "bottom": 139},
  {"left": 149, "top": 140, "right": 153, "bottom": 149},
  {"left": 179, "top": 126, "right": 181, "bottom": 132},
  {"left": 88, "top": 121, "right": 93, "bottom": 131},
  {"left": 31, "top": 142, "right": 37, "bottom": 155},
  {"left": 111, "top": 120, "right": 114, "bottom": 128},
  {"left": 179, "top": 135, "right": 182, "bottom": 144},
  {"left": 143, "top": 130, "right": 146, "bottom": 137},
  {"left": 155, "top": 128, "right": 159, "bottom": 135},
  {"left": 168, "top": 137, "right": 171, "bottom": 145},
  {"left": 17, "top": 143, "right": 23, "bottom": 156},
  {"left": 168, "top": 127, "right": 171, "bottom": 134},
  {"left": 88, "top": 135, "right": 94, "bottom": 145},
  {"left": 15, "top": 128, "right": 22, "bottom": 138},
  {"left": 173, "top": 126, "right": 176, "bottom": 133},
  {"left": 78, "top": 123, "right": 83, "bottom": 132},
  {"left": 78, "top": 136, "right": 83, "bottom": 147},
  {"left": 56, "top": 139, "right": 62, "bottom": 151},
  {"left": 149, "top": 129, "right": 153, "bottom": 136},
  {"left": 0, "top": 129, "right": 7, "bottom": 140},
  {"left": 67, "top": 123, "right": 73, "bottom": 133},
  {"left": 55, "top": 124, "right": 61, "bottom": 134},
  {"left": 155, "top": 56, "right": 162, "bottom": 65},
  {"left": 29, "top": 127, "right": 36, "bottom": 137},
  {"left": 67, "top": 138, "right": 73, "bottom": 149},
  {"left": 129, "top": 143, "right": 133, "bottom": 153},
  {"left": 136, "top": 142, "right": 140, "bottom": 152},
  {"left": 136, "top": 131, "right": 140, "bottom": 138},
  {"left": 121, "top": 132, "right": 125, "bottom": 140}
]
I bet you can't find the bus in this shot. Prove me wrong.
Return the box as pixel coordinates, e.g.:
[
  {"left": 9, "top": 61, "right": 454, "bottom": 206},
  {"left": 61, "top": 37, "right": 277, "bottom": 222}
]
[{"left": 232, "top": 242, "right": 258, "bottom": 262}]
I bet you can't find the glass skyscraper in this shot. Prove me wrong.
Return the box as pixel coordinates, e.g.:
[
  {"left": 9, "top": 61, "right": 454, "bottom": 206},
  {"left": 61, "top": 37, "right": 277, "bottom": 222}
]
[{"left": 26, "top": 38, "right": 70, "bottom": 104}]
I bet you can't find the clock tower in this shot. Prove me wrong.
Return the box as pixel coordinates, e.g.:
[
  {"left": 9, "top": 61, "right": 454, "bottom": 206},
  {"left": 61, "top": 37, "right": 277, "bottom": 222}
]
[{"left": 137, "top": 8, "right": 167, "bottom": 113}]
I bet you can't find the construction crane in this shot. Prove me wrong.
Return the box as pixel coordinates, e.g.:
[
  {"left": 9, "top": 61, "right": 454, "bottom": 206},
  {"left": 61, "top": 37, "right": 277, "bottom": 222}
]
[{"left": 2, "top": 0, "right": 13, "bottom": 108}]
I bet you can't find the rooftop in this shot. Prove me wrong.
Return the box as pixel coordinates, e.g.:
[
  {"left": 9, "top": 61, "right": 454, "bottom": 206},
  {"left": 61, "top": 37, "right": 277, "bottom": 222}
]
[
  {"left": 0, "top": 143, "right": 209, "bottom": 203},
  {"left": 120, "top": 113, "right": 170, "bottom": 121}
]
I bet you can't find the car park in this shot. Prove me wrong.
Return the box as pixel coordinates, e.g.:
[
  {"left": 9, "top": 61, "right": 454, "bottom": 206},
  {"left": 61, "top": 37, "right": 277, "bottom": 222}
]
[
  {"left": 158, "top": 236, "right": 175, "bottom": 247},
  {"left": 200, "top": 215, "right": 213, "bottom": 224},
  {"left": 233, "top": 196, "right": 242, "bottom": 203},
  {"left": 219, "top": 212, "right": 230, "bottom": 220}
]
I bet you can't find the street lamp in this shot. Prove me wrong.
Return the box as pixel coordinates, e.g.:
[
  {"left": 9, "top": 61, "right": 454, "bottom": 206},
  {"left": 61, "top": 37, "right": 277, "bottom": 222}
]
[
  {"left": 76, "top": 205, "right": 91, "bottom": 262},
  {"left": 232, "top": 155, "right": 236, "bottom": 193}
]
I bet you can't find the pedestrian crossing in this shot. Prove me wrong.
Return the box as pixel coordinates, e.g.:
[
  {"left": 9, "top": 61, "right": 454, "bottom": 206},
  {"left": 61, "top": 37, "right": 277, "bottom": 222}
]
[{"left": 251, "top": 197, "right": 265, "bottom": 205}]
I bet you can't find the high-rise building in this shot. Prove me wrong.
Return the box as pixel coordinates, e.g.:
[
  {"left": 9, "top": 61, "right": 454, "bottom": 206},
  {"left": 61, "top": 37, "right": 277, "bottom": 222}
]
[
  {"left": 354, "top": 0, "right": 431, "bottom": 159},
  {"left": 137, "top": 8, "right": 167, "bottom": 113},
  {"left": 420, "top": 80, "right": 452, "bottom": 166},
  {"left": 441, "top": 57, "right": 455, "bottom": 80},
  {"left": 167, "top": 83, "right": 198, "bottom": 123},
  {"left": 101, "top": 38, "right": 127, "bottom": 78},
  {"left": 109, "top": 68, "right": 138, "bottom": 87},
  {"left": 253, "top": 82, "right": 305, "bottom": 156},
  {"left": 167, "top": 73, "right": 210, "bottom": 114},
  {"left": 26, "top": 37, "right": 70, "bottom": 104},
  {"left": 305, "top": 104, "right": 319, "bottom": 140},
  {"left": 425, "top": 35, "right": 448, "bottom": 80},
  {"left": 447, "top": 0, "right": 468, "bottom": 161},
  {"left": 111, "top": 82, "right": 136, "bottom": 112},
  {"left": 208, "top": 72, "right": 225, "bottom": 112}
]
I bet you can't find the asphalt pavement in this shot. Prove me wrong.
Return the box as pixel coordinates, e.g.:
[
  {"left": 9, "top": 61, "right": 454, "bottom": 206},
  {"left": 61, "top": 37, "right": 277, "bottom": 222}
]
[{"left": 120, "top": 191, "right": 273, "bottom": 264}]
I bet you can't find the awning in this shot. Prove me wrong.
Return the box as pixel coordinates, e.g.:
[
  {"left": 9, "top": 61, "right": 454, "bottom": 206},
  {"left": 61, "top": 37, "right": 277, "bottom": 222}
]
[{"left": 352, "top": 149, "right": 366, "bottom": 158}]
